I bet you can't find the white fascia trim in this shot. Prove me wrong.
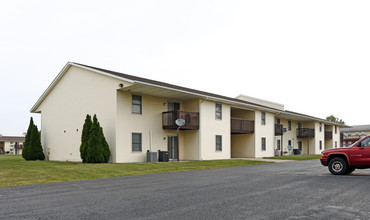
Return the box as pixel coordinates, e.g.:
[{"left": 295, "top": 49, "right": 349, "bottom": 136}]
[
  {"left": 283, "top": 111, "right": 346, "bottom": 127},
  {"left": 30, "top": 62, "right": 72, "bottom": 113},
  {"left": 70, "top": 63, "right": 135, "bottom": 84},
  {"left": 134, "top": 81, "right": 281, "bottom": 113},
  {"left": 236, "top": 94, "right": 285, "bottom": 108}
]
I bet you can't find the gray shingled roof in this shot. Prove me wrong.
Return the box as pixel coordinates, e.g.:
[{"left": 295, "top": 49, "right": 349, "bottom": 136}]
[
  {"left": 0, "top": 136, "right": 25, "bottom": 142},
  {"left": 341, "top": 125, "right": 370, "bottom": 132}
]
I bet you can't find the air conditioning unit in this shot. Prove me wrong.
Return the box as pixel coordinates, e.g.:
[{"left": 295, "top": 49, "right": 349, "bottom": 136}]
[{"left": 146, "top": 151, "right": 158, "bottom": 163}]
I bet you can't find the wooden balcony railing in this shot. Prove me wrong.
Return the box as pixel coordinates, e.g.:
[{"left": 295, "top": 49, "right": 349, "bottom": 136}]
[
  {"left": 275, "top": 124, "right": 283, "bottom": 136},
  {"left": 325, "top": 131, "right": 332, "bottom": 139},
  {"left": 231, "top": 118, "right": 254, "bottom": 134},
  {"left": 162, "top": 111, "right": 199, "bottom": 130},
  {"left": 297, "top": 128, "right": 315, "bottom": 138}
]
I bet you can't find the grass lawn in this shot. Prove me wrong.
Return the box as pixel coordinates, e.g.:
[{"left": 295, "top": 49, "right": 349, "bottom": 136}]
[
  {"left": 0, "top": 155, "right": 270, "bottom": 188},
  {"left": 263, "top": 154, "right": 321, "bottom": 161}
]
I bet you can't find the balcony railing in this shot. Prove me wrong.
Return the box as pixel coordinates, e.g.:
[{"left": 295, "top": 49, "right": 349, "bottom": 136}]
[
  {"left": 275, "top": 124, "right": 283, "bottom": 136},
  {"left": 162, "top": 110, "right": 199, "bottom": 130},
  {"left": 231, "top": 118, "right": 254, "bottom": 134},
  {"left": 297, "top": 128, "right": 315, "bottom": 138},
  {"left": 325, "top": 131, "right": 332, "bottom": 139}
]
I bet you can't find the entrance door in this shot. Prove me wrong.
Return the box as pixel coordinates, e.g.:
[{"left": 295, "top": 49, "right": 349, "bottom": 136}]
[
  {"left": 298, "top": 141, "right": 303, "bottom": 154},
  {"left": 168, "top": 102, "right": 180, "bottom": 111},
  {"left": 168, "top": 136, "right": 178, "bottom": 160}
]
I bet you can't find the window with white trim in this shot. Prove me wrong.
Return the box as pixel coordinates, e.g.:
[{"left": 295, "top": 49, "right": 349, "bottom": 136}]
[
  {"left": 132, "top": 95, "right": 142, "bottom": 114},
  {"left": 261, "top": 112, "right": 266, "bottom": 125},
  {"left": 215, "top": 103, "right": 222, "bottom": 120},
  {"left": 261, "top": 137, "right": 266, "bottom": 151},
  {"left": 216, "top": 135, "right": 222, "bottom": 151},
  {"left": 132, "top": 133, "right": 142, "bottom": 152}
]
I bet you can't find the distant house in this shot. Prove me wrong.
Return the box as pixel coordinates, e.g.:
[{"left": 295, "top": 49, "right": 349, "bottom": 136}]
[
  {"left": 341, "top": 125, "right": 370, "bottom": 147},
  {"left": 0, "top": 136, "right": 25, "bottom": 155},
  {"left": 31, "top": 62, "right": 346, "bottom": 163}
]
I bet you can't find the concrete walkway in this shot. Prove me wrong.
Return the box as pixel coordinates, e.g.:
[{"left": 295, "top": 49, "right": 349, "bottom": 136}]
[{"left": 236, "top": 157, "right": 295, "bottom": 163}]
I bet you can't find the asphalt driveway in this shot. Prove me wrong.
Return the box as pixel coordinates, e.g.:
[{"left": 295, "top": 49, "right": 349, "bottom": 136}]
[{"left": 1, "top": 159, "right": 370, "bottom": 220}]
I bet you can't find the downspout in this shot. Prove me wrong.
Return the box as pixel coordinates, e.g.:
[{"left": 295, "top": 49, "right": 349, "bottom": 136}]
[
  {"left": 199, "top": 97, "right": 209, "bottom": 160},
  {"left": 274, "top": 111, "right": 283, "bottom": 156}
]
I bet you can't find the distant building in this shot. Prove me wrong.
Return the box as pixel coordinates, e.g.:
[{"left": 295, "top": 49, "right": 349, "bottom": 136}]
[
  {"left": 341, "top": 125, "right": 370, "bottom": 147},
  {"left": 0, "top": 136, "right": 25, "bottom": 155}
]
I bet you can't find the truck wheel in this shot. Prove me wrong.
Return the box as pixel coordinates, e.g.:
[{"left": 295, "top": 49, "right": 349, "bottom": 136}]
[
  {"left": 328, "top": 157, "right": 348, "bottom": 175},
  {"left": 346, "top": 167, "right": 356, "bottom": 174}
]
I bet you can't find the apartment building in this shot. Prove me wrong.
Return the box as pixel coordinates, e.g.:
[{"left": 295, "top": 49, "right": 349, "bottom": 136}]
[
  {"left": 341, "top": 125, "right": 370, "bottom": 147},
  {"left": 31, "top": 62, "right": 344, "bottom": 163},
  {"left": 0, "top": 136, "right": 25, "bottom": 155}
]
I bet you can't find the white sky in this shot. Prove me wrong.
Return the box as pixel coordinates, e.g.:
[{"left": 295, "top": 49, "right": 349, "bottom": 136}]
[{"left": 1, "top": 0, "right": 369, "bottom": 136}]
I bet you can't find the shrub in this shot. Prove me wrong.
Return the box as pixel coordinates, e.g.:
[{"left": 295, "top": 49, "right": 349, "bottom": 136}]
[
  {"left": 22, "top": 117, "right": 45, "bottom": 161},
  {"left": 83, "top": 114, "right": 110, "bottom": 163},
  {"left": 80, "top": 114, "right": 92, "bottom": 163}
]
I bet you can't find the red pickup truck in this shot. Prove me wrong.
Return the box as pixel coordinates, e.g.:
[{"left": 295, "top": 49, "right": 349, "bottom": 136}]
[{"left": 321, "top": 135, "right": 370, "bottom": 175}]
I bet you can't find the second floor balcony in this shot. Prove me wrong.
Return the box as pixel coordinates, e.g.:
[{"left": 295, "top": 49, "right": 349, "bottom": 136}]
[
  {"left": 325, "top": 131, "right": 332, "bottom": 139},
  {"left": 162, "top": 110, "right": 199, "bottom": 130},
  {"left": 275, "top": 124, "right": 283, "bottom": 136},
  {"left": 297, "top": 128, "right": 315, "bottom": 138},
  {"left": 231, "top": 118, "right": 254, "bottom": 134}
]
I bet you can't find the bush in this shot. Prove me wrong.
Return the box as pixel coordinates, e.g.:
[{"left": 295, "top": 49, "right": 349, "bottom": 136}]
[
  {"left": 81, "top": 114, "right": 110, "bottom": 163},
  {"left": 22, "top": 117, "right": 45, "bottom": 161},
  {"left": 80, "top": 114, "right": 92, "bottom": 163}
]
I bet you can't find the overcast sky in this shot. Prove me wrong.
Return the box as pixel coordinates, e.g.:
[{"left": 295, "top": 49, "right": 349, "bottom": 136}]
[{"left": 1, "top": 0, "right": 369, "bottom": 136}]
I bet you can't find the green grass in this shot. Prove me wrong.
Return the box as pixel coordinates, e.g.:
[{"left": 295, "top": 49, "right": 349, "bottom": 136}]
[
  {"left": 263, "top": 154, "right": 321, "bottom": 160},
  {"left": 0, "top": 155, "right": 270, "bottom": 188}
]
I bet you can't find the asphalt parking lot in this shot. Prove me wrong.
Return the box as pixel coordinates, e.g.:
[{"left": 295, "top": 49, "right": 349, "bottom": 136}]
[{"left": 1, "top": 159, "right": 370, "bottom": 220}]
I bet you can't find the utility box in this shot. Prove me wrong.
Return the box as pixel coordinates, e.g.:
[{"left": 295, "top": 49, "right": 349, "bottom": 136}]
[
  {"left": 158, "top": 150, "right": 169, "bottom": 162},
  {"left": 146, "top": 151, "right": 158, "bottom": 163},
  {"left": 293, "top": 149, "right": 301, "bottom": 155}
]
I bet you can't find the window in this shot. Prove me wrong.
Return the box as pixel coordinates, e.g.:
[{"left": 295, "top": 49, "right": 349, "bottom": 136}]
[
  {"left": 335, "top": 141, "right": 337, "bottom": 148},
  {"left": 319, "top": 140, "right": 322, "bottom": 150},
  {"left": 132, "top": 95, "right": 142, "bottom": 114},
  {"left": 215, "top": 103, "right": 222, "bottom": 120},
  {"left": 335, "top": 126, "right": 337, "bottom": 134},
  {"left": 319, "top": 123, "right": 322, "bottom": 132},
  {"left": 288, "top": 120, "right": 291, "bottom": 130},
  {"left": 216, "top": 135, "right": 222, "bottom": 151},
  {"left": 277, "top": 140, "right": 281, "bottom": 150},
  {"left": 261, "top": 137, "right": 266, "bottom": 151},
  {"left": 132, "top": 133, "right": 142, "bottom": 152},
  {"left": 277, "top": 118, "right": 280, "bottom": 124},
  {"left": 261, "top": 112, "right": 266, "bottom": 125}
]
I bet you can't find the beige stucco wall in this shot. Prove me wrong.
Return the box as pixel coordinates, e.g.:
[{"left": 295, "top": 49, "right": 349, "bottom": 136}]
[
  {"left": 313, "top": 122, "right": 325, "bottom": 154},
  {"left": 4, "top": 142, "right": 13, "bottom": 154},
  {"left": 231, "top": 108, "right": 255, "bottom": 158},
  {"left": 116, "top": 91, "right": 167, "bottom": 163},
  {"left": 231, "top": 134, "right": 255, "bottom": 157},
  {"left": 116, "top": 92, "right": 201, "bottom": 162},
  {"left": 199, "top": 100, "right": 230, "bottom": 160},
  {"left": 275, "top": 118, "right": 298, "bottom": 154},
  {"left": 36, "top": 66, "right": 125, "bottom": 162},
  {"left": 333, "top": 125, "right": 340, "bottom": 148},
  {"left": 254, "top": 111, "right": 275, "bottom": 157}
]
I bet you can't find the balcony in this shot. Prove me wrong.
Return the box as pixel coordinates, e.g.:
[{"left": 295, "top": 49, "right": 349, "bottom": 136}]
[
  {"left": 162, "top": 111, "right": 199, "bottom": 130},
  {"left": 275, "top": 124, "right": 283, "bottom": 136},
  {"left": 297, "top": 128, "right": 315, "bottom": 138},
  {"left": 325, "top": 131, "right": 332, "bottom": 139},
  {"left": 231, "top": 118, "right": 254, "bottom": 134}
]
